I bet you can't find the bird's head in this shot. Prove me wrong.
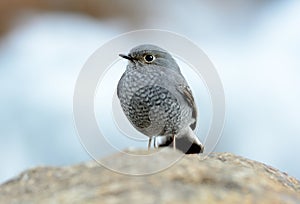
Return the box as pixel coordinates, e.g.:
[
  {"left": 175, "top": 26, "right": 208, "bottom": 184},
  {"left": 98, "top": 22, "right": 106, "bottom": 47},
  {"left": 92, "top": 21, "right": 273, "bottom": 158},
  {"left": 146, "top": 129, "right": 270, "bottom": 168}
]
[{"left": 119, "top": 44, "right": 180, "bottom": 72}]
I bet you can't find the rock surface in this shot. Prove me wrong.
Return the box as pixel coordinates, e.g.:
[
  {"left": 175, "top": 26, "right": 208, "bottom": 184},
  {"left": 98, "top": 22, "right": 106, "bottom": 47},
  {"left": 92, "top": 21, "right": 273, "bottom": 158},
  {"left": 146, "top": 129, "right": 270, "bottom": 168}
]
[{"left": 0, "top": 149, "right": 299, "bottom": 204}]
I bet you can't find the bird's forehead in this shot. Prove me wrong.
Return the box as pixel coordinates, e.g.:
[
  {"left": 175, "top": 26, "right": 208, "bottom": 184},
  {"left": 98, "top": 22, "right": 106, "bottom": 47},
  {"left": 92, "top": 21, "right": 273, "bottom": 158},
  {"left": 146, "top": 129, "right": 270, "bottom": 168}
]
[{"left": 129, "top": 44, "right": 167, "bottom": 55}]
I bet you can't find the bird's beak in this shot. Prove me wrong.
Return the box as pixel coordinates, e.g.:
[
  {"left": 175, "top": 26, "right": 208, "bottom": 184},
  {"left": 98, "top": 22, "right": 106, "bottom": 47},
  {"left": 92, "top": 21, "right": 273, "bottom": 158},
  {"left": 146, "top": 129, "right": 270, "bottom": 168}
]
[{"left": 119, "top": 54, "right": 134, "bottom": 61}]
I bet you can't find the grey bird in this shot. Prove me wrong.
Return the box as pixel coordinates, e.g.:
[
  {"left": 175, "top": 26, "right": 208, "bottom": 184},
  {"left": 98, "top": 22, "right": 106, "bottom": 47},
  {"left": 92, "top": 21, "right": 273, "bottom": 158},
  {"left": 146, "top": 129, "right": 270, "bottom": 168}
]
[{"left": 117, "top": 44, "right": 204, "bottom": 154}]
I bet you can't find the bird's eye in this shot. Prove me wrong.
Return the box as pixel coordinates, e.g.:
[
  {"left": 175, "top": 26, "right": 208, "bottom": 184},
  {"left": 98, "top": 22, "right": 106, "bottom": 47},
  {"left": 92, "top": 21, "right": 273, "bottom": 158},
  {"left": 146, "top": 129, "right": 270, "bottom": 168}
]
[{"left": 144, "top": 54, "right": 155, "bottom": 63}]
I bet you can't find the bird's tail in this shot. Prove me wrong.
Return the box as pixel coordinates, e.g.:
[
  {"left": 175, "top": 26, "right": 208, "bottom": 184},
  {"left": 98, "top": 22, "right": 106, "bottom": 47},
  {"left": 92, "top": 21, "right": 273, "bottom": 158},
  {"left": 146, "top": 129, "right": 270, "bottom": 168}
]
[{"left": 158, "top": 127, "right": 204, "bottom": 154}]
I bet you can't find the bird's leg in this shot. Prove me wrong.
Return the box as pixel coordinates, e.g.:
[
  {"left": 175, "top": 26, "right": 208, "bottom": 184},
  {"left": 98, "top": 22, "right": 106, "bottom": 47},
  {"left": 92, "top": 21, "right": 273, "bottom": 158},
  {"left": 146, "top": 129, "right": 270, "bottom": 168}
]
[
  {"left": 153, "top": 136, "right": 157, "bottom": 149},
  {"left": 173, "top": 134, "right": 176, "bottom": 150},
  {"left": 148, "top": 137, "right": 152, "bottom": 150}
]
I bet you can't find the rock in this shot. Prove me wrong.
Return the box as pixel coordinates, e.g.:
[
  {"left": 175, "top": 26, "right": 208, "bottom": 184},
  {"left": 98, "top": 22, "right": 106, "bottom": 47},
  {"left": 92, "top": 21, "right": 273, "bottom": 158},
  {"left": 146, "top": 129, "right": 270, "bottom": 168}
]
[{"left": 0, "top": 150, "right": 299, "bottom": 204}]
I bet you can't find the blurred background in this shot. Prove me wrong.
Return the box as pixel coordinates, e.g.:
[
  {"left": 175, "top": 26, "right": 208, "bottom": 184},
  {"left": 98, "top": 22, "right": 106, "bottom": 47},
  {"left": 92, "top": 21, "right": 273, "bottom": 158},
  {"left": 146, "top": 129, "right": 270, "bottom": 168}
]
[{"left": 0, "top": 0, "right": 299, "bottom": 183}]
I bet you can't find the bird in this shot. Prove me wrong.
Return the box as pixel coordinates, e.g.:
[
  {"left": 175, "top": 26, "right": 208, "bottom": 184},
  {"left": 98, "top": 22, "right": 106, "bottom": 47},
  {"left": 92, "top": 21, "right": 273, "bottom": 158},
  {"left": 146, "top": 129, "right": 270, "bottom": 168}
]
[{"left": 117, "top": 44, "right": 204, "bottom": 154}]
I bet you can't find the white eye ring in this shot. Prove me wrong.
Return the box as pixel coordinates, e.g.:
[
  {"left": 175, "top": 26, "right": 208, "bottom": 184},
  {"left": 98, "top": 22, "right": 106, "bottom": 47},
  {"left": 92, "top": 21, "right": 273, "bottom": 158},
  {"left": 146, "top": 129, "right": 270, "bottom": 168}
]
[{"left": 144, "top": 54, "right": 155, "bottom": 63}]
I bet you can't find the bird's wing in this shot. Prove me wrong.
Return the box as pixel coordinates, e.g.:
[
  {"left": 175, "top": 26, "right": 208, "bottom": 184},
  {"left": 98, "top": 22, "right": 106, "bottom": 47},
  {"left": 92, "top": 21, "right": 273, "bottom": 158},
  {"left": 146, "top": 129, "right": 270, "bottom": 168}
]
[{"left": 177, "top": 84, "right": 197, "bottom": 130}]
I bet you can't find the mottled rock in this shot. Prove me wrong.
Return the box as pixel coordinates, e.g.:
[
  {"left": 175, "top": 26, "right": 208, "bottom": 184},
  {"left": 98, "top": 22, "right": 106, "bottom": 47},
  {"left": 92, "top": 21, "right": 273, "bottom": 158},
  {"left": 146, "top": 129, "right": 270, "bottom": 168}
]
[{"left": 0, "top": 150, "right": 299, "bottom": 204}]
